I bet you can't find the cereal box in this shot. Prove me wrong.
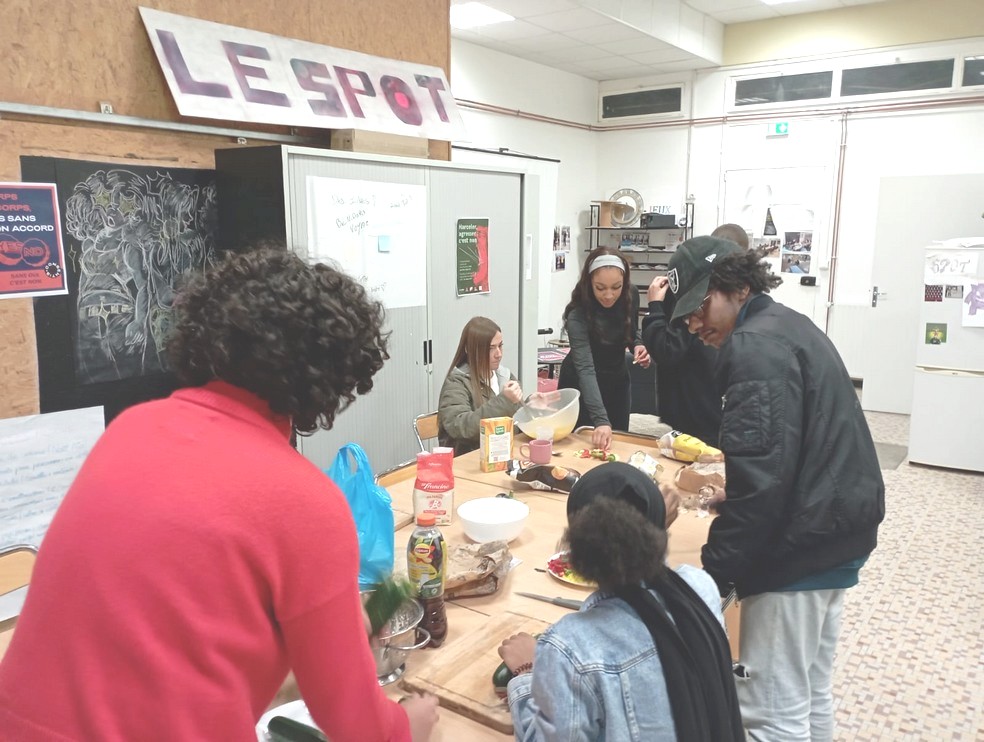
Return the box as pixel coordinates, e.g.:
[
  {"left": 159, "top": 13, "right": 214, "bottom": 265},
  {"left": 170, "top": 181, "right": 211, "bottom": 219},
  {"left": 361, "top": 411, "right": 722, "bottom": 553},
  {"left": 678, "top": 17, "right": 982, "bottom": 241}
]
[{"left": 479, "top": 416, "right": 513, "bottom": 472}]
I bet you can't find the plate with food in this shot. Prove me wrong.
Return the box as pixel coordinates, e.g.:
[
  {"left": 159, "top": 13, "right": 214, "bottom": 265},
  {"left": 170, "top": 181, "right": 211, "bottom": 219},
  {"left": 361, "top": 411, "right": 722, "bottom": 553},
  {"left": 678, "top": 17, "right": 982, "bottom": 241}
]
[{"left": 546, "top": 551, "right": 595, "bottom": 588}]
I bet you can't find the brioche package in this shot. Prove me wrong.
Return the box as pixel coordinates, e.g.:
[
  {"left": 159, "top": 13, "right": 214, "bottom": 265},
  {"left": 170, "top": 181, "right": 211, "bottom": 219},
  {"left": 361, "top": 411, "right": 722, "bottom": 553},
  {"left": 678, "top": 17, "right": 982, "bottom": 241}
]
[
  {"left": 412, "top": 447, "right": 455, "bottom": 525},
  {"left": 479, "top": 416, "right": 513, "bottom": 472}
]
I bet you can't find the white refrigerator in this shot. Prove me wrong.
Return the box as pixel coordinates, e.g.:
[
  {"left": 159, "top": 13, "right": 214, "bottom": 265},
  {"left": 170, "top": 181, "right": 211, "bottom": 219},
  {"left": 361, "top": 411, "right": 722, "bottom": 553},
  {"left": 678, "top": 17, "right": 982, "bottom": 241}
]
[{"left": 908, "top": 239, "right": 984, "bottom": 472}]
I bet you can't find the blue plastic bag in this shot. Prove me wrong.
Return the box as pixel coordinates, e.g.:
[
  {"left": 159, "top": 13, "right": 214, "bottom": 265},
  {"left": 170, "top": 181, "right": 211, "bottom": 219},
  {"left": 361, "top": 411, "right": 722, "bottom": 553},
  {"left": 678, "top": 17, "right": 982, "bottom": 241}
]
[{"left": 327, "top": 443, "right": 395, "bottom": 588}]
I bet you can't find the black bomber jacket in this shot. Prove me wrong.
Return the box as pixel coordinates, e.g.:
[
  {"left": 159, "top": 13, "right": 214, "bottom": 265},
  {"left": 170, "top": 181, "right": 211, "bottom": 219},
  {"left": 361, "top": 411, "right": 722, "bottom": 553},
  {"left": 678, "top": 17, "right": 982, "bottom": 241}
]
[{"left": 701, "top": 294, "right": 885, "bottom": 599}]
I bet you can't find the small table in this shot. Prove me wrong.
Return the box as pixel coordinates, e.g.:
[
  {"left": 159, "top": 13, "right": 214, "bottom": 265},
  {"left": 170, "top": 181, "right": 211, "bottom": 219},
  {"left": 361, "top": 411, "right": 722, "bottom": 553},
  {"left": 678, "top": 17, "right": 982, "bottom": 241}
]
[{"left": 536, "top": 346, "right": 569, "bottom": 379}]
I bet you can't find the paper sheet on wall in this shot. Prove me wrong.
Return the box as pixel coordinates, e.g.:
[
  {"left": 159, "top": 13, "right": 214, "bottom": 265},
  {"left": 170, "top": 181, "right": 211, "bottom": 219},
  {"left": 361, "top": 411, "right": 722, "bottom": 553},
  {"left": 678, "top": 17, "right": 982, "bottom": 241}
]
[
  {"left": 962, "top": 280, "right": 984, "bottom": 328},
  {"left": 306, "top": 177, "right": 427, "bottom": 309},
  {"left": 924, "top": 250, "right": 979, "bottom": 284},
  {"left": 0, "top": 406, "right": 104, "bottom": 549}
]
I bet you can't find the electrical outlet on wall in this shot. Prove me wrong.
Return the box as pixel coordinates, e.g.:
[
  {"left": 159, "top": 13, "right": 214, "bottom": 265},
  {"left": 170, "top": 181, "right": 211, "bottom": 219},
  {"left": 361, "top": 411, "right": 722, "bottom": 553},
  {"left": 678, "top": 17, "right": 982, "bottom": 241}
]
[{"left": 98, "top": 102, "right": 114, "bottom": 115}]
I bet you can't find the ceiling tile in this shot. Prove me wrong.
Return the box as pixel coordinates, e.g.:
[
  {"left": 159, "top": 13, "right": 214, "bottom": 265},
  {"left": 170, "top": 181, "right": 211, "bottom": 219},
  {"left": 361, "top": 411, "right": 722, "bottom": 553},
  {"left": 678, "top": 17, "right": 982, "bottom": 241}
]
[
  {"left": 471, "top": 18, "right": 556, "bottom": 40},
  {"left": 464, "top": 0, "right": 581, "bottom": 20},
  {"left": 626, "top": 47, "right": 695, "bottom": 65},
  {"left": 541, "top": 45, "right": 617, "bottom": 62},
  {"left": 596, "top": 36, "right": 676, "bottom": 55},
  {"left": 505, "top": 33, "right": 584, "bottom": 52},
  {"left": 683, "top": 0, "right": 762, "bottom": 12},
  {"left": 525, "top": 7, "right": 613, "bottom": 32},
  {"left": 563, "top": 23, "right": 641, "bottom": 44}
]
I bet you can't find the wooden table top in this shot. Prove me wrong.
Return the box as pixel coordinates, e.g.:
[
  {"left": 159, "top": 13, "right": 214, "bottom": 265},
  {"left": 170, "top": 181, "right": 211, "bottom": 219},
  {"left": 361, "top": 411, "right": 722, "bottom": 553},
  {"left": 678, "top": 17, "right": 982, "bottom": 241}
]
[{"left": 384, "top": 433, "right": 722, "bottom": 738}]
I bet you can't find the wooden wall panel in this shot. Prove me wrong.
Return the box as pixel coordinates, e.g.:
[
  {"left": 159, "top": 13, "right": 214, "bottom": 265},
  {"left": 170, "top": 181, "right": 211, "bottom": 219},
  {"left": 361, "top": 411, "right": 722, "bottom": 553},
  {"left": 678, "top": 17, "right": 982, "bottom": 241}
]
[{"left": 0, "top": 0, "right": 451, "bottom": 418}]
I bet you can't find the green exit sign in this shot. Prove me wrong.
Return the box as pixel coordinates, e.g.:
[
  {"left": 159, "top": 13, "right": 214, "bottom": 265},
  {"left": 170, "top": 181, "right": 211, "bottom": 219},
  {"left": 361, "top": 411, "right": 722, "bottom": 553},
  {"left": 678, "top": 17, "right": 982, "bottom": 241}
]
[{"left": 768, "top": 121, "right": 790, "bottom": 137}]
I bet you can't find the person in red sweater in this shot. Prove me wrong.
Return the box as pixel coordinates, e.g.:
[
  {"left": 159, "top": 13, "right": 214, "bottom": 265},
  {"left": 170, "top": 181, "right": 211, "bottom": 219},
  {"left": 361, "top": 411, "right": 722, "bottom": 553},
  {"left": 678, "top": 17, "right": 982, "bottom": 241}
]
[{"left": 0, "top": 246, "right": 438, "bottom": 741}]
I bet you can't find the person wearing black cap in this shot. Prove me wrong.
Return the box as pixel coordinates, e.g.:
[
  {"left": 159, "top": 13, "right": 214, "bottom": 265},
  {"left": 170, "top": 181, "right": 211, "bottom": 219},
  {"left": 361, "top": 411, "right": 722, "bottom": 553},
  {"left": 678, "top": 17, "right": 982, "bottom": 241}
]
[
  {"left": 666, "top": 236, "right": 885, "bottom": 741},
  {"left": 642, "top": 225, "right": 749, "bottom": 444},
  {"left": 497, "top": 463, "right": 744, "bottom": 741}
]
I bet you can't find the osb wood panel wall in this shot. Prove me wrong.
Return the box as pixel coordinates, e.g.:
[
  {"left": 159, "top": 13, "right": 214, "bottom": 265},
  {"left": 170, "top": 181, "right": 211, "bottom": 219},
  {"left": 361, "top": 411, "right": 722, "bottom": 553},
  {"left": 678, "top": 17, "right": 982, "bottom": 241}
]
[{"left": 0, "top": 0, "right": 452, "bottom": 419}]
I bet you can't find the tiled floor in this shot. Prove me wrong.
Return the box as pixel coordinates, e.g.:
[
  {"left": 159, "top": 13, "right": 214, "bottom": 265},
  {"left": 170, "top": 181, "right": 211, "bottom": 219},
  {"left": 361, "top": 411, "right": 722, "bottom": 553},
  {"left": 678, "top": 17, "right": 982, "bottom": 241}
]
[{"left": 629, "top": 410, "right": 984, "bottom": 741}]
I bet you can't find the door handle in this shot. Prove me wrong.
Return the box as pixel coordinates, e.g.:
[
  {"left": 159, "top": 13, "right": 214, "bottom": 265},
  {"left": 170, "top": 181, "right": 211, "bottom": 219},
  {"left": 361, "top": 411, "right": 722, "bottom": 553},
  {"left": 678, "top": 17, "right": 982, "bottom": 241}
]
[{"left": 871, "top": 286, "right": 889, "bottom": 307}]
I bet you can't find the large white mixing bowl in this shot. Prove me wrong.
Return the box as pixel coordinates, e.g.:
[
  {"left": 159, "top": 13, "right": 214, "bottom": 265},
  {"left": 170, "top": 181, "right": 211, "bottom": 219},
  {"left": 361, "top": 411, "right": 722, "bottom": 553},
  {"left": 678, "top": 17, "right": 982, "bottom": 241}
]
[
  {"left": 457, "top": 497, "right": 530, "bottom": 543},
  {"left": 513, "top": 388, "right": 580, "bottom": 441}
]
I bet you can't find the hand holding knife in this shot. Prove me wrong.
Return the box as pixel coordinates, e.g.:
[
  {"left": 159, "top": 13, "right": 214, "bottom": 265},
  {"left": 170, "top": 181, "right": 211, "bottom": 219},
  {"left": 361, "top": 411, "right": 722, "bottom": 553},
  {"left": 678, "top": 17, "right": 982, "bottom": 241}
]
[{"left": 515, "top": 591, "right": 583, "bottom": 610}]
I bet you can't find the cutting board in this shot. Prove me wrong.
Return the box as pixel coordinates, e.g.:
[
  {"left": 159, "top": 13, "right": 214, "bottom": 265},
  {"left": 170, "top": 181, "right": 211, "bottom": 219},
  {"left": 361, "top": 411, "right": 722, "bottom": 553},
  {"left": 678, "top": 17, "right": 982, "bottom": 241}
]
[{"left": 400, "top": 611, "right": 551, "bottom": 734}]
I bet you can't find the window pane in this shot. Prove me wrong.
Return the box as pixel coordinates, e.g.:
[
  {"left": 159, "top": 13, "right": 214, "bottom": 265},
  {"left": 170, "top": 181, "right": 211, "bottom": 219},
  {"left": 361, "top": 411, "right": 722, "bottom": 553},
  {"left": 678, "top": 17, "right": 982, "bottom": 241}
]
[
  {"left": 841, "top": 59, "right": 955, "bottom": 96},
  {"left": 734, "top": 71, "right": 833, "bottom": 106},
  {"left": 963, "top": 57, "right": 984, "bottom": 87}
]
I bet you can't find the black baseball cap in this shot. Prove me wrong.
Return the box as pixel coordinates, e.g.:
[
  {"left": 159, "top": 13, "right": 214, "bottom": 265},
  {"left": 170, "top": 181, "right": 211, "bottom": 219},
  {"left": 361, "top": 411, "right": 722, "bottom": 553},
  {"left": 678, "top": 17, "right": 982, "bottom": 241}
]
[{"left": 667, "top": 236, "right": 743, "bottom": 322}]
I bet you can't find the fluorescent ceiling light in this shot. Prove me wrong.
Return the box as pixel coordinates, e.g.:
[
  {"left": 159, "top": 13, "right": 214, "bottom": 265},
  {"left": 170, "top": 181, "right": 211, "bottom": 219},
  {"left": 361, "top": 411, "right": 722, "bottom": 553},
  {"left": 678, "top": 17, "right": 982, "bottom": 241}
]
[
  {"left": 760, "top": 0, "right": 810, "bottom": 5},
  {"left": 451, "top": 2, "right": 515, "bottom": 30}
]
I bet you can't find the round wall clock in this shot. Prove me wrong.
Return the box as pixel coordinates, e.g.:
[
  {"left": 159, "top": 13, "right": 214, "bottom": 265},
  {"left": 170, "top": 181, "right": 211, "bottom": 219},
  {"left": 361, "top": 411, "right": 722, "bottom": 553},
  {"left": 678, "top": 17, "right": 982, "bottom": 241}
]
[{"left": 609, "top": 188, "right": 644, "bottom": 227}]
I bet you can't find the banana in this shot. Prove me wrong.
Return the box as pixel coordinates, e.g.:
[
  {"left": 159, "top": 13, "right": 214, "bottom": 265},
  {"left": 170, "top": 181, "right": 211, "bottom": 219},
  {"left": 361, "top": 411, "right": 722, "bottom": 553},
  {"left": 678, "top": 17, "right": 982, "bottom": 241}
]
[{"left": 658, "top": 431, "right": 724, "bottom": 463}]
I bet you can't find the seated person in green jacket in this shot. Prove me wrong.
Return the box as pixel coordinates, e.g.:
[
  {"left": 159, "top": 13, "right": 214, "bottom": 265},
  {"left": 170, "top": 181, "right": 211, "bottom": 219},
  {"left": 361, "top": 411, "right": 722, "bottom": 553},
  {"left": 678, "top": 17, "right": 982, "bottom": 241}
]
[{"left": 438, "top": 316, "right": 524, "bottom": 455}]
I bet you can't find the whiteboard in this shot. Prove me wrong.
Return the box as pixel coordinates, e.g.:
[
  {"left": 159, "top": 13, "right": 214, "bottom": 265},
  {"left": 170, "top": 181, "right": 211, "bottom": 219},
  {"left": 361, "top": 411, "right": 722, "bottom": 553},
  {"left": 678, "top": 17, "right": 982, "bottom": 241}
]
[
  {"left": 305, "top": 176, "right": 427, "bottom": 309},
  {"left": 0, "top": 406, "right": 104, "bottom": 549}
]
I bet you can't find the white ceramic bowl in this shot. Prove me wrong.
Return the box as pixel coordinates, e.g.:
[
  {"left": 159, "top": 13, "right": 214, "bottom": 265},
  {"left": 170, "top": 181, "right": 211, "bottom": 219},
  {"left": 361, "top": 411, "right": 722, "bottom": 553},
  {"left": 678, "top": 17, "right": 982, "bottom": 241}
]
[
  {"left": 457, "top": 497, "right": 530, "bottom": 543},
  {"left": 513, "top": 388, "right": 580, "bottom": 441}
]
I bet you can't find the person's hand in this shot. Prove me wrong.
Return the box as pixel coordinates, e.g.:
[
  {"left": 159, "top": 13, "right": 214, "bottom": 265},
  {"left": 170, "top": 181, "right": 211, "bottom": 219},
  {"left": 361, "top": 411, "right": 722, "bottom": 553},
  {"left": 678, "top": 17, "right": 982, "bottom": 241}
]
[
  {"left": 648, "top": 276, "right": 670, "bottom": 302},
  {"left": 503, "top": 380, "right": 523, "bottom": 404},
  {"left": 659, "top": 481, "right": 681, "bottom": 527},
  {"left": 591, "top": 425, "right": 613, "bottom": 450},
  {"left": 498, "top": 632, "right": 537, "bottom": 673},
  {"left": 702, "top": 484, "right": 727, "bottom": 510},
  {"left": 633, "top": 346, "right": 651, "bottom": 369},
  {"left": 401, "top": 692, "right": 439, "bottom": 742}
]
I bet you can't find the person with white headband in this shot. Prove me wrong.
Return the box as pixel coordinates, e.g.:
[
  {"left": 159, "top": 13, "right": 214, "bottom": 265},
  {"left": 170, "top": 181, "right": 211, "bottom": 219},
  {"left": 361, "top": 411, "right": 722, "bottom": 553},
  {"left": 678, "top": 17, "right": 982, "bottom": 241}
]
[{"left": 557, "top": 247, "right": 650, "bottom": 450}]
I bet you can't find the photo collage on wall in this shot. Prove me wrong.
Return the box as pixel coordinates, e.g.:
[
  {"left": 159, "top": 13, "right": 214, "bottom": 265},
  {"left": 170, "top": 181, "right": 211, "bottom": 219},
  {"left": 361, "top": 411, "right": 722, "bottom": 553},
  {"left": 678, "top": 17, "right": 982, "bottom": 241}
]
[{"left": 553, "top": 224, "right": 570, "bottom": 271}]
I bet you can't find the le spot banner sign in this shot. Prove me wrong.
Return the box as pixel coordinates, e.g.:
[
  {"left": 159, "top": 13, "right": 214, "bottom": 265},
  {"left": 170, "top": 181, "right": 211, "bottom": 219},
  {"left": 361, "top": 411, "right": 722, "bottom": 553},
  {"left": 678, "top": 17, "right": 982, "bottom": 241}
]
[
  {"left": 139, "top": 7, "right": 466, "bottom": 142},
  {"left": 0, "top": 183, "right": 68, "bottom": 300}
]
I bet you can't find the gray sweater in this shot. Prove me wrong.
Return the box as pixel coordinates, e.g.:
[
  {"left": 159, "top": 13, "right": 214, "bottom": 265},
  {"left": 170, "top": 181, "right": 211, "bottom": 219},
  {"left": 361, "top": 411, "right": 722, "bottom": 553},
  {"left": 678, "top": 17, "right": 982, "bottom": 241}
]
[{"left": 437, "top": 363, "right": 520, "bottom": 455}]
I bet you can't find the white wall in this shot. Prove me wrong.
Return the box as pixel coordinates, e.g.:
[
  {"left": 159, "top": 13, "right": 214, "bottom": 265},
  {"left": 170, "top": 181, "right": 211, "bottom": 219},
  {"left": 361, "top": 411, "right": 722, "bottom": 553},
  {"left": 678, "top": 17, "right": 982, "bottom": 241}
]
[
  {"left": 451, "top": 34, "right": 984, "bottom": 375},
  {"left": 450, "top": 40, "right": 599, "bottom": 342}
]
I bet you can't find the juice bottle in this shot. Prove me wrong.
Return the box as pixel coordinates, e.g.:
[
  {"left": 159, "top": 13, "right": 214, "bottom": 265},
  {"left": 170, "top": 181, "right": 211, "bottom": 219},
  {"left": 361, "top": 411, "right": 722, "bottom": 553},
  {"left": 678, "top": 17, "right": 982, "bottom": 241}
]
[{"left": 406, "top": 512, "right": 448, "bottom": 648}]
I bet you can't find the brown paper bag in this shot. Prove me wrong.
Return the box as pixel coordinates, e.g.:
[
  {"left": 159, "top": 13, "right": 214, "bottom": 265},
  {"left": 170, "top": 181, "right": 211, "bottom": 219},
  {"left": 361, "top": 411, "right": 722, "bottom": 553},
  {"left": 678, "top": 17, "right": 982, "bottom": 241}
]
[{"left": 445, "top": 540, "right": 513, "bottom": 599}]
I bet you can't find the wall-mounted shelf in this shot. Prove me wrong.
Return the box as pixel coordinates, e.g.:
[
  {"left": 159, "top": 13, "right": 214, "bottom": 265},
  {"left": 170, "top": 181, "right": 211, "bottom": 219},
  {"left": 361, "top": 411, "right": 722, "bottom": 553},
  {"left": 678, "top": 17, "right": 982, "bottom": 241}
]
[{"left": 588, "top": 200, "right": 693, "bottom": 328}]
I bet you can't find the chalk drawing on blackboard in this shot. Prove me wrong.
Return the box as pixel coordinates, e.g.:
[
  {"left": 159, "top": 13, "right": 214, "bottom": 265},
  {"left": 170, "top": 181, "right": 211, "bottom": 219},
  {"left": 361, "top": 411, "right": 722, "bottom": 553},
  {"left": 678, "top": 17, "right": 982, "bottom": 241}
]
[{"left": 63, "top": 169, "right": 217, "bottom": 385}]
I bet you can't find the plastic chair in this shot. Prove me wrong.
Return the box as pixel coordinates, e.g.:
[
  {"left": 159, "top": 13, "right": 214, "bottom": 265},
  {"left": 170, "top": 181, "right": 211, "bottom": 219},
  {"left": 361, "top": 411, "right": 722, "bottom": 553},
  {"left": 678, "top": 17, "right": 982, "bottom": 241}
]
[{"left": 413, "top": 411, "right": 439, "bottom": 452}]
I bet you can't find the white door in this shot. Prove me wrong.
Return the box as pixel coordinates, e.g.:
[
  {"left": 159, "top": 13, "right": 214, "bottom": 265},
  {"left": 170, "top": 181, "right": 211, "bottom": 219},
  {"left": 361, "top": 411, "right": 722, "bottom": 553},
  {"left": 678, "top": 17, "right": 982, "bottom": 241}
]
[{"left": 861, "top": 174, "right": 984, "bottom": 413}]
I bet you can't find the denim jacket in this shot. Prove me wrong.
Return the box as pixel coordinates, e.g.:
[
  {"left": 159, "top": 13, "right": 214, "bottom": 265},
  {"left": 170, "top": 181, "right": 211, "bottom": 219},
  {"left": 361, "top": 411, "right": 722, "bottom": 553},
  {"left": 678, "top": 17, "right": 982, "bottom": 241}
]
[{"left": 507, "top": 565, "right": 723, "bottom": 741}]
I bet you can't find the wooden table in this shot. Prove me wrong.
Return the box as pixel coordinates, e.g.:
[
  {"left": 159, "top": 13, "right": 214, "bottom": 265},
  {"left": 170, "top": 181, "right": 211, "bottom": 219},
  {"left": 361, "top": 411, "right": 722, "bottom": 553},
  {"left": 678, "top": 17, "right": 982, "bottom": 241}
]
[{"left": 384, "top": 431, "right": 735, "bottom": 738}]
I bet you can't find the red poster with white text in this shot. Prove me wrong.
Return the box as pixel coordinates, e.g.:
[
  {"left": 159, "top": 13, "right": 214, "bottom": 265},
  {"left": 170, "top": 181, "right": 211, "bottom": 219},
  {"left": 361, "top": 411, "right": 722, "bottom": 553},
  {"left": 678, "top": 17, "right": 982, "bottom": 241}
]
[{"left": 0, "top": 183, "right": 68, "bottom": 299}]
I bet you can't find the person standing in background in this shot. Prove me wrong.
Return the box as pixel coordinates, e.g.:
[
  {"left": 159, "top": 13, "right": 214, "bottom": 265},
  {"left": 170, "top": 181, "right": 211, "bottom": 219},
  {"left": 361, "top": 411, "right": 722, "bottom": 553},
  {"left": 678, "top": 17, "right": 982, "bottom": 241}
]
[
  {"left": 438, "top": 316, "right": 523, "bottom": 455},
  {"left": 558, "top": 247, "right": 650, "bottom": 450},
  {"left": 642, "top": 225, "right": 749, "bottom": 444},
  {"left": 0, "top": 246, "right": 438, "bottom": 742},
  {"left": 667, "top": 236, "right": 884, "bottom": 742}
]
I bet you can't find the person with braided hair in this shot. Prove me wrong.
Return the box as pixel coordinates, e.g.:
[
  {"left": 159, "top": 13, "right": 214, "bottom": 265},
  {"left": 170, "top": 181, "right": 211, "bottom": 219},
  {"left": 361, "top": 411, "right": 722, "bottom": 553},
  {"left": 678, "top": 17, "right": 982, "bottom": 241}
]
[{"left": 497, "top": 463, "right": 744, "bottom": 741}]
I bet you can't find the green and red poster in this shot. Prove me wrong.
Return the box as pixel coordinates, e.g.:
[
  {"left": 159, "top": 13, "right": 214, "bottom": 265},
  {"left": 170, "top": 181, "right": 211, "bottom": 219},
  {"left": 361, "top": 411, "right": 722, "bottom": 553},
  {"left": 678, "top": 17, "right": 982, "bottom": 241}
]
[
  {"left": 0, "top": 183, "right": 68, "bottom": 299},
  {"left": 456, "top": 218, "right": 490, "bottom": 296}
]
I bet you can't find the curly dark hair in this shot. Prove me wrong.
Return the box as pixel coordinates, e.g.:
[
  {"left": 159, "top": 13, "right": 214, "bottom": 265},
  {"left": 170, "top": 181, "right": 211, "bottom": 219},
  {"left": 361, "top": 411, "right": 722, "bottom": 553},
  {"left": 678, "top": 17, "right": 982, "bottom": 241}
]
[
  {"left": 563, "top": 247, "right": 634, "bottom": 345},
  {"left": 167, "top": 244, "right": 390, "bottom": 434},
  {"left": 566, "top": 499, "right": 667, "bottom": 591},
  {"left": 709, "top": 249, "right": 782, "bottom": 296}
]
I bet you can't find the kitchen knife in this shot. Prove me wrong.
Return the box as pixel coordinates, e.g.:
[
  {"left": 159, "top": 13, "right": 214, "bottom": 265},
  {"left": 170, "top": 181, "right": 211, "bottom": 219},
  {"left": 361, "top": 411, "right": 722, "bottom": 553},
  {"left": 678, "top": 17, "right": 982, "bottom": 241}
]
[{"left": 515, "top": 591, "right": 583, "bottom": 610}]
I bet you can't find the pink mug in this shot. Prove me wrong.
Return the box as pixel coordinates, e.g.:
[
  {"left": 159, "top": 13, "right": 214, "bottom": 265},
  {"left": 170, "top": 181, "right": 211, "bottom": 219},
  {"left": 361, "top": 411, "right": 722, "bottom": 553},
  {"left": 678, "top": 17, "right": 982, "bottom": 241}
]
[{"left": 520, "top": 439, "right": 553, "bottom": 465}]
